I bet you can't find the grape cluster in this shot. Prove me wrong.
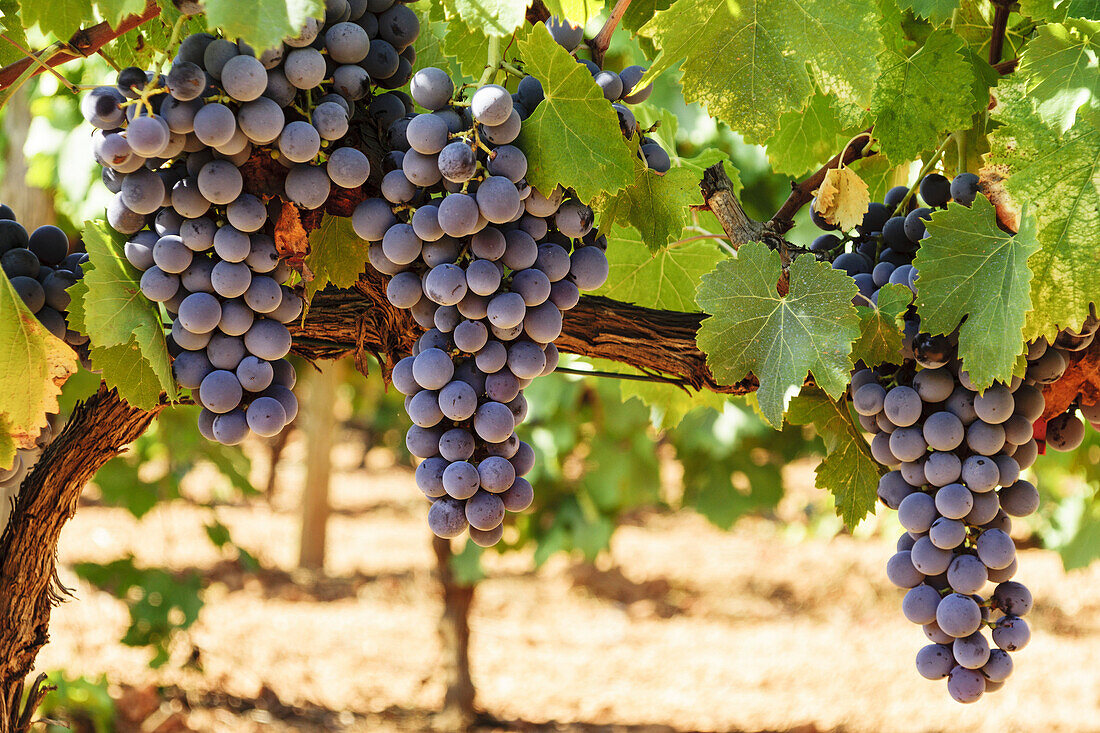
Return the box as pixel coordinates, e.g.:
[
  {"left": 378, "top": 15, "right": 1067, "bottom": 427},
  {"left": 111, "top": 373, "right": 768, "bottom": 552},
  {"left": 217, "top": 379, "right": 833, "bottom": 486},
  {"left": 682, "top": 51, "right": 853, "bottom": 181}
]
[
  {"left": 857, "top": 347, "right": 1038, "bottom": 702},
  {"left": 532, "top": 16, "right": 669, "bottom": 172},
  {"left": 0, "top": 205, "right": 89, "bottom": 353},
  {"left": 814, "top": 172, "right": 981, "bottom": 307},
  {"left": 0, "top": 413, "right": 64, "bottom": 534},
  {"left": 354, "top": 68, "right": 610, "bottom": 546}
]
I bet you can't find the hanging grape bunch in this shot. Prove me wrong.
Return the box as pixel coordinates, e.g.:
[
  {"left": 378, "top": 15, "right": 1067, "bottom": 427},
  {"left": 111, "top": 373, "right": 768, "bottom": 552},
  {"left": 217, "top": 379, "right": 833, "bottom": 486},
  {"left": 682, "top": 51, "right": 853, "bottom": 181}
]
[
  {"left": 0, "top": 204, "right": 89, "bottom": 354},
  {"left": 529, "top": 16, "right": 668, "bottom": 172},
  {"left": 79, "top": 1, "right": 422, "bottom": 444},
  {"left": 352, "top": 66, "right": 610, "bottom": 547}
]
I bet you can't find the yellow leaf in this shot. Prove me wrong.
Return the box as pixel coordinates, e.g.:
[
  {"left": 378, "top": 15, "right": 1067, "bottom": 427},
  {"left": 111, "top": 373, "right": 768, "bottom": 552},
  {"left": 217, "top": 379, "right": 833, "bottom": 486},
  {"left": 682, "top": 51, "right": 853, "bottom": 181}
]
[{"left": 813, "top": 167, "right": 870, "bottom": 231}]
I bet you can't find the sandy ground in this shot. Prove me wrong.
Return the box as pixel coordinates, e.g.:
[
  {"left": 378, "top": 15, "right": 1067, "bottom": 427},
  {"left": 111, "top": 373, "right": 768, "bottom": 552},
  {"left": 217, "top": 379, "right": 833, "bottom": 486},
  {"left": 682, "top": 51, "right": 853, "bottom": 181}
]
[{"left": 31, "top": 446, "right": 1100, "bottom": 733}]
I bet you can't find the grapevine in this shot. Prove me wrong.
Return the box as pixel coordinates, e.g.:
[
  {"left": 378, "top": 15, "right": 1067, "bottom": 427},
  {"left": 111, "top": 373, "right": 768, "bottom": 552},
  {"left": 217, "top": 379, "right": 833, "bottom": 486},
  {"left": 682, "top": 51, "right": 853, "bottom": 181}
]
[{"left": 0, "top": 0, "right": 1097, "bottom": 727}]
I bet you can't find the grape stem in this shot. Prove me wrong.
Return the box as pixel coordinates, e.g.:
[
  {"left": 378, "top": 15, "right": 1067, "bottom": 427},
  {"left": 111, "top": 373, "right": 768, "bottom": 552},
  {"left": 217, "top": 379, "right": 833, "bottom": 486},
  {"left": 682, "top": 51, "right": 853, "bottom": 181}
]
[
  {"left": 477, "top": 35, "right": 502, "bottom": 88},
  {"left": 589, "top": 0, "right": 633, "bottom": 68}
]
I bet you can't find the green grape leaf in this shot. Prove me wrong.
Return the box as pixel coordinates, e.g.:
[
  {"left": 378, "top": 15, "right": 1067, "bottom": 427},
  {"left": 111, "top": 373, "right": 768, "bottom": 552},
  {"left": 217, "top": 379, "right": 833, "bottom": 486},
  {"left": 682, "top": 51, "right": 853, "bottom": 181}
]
[
  {"left": 594, "top": 224, "right": 724, "bottom": 310},
  {"left": 203, "top": 0, "right": 325, "bottom": 52},
  {"left": 97, "top": 0, "right": 148, "bottom": 26},
  {"left": 515, "top": 23, "right": 635, "bottom": 202},
  {"left": 68, "top": 224, "right": 176, "bottom": 410},
  {"left": 985, "top": 77, "right": 1100, "bottom": 342},
  {"left": 0, "top": 1, "right": 30, "bottom": 66},
  {"left": 871, "top": 30, "right": 982, "bottom": 162},
  {"left": 898, "top": 0, "right": 959, "bottom": 23},
  {"left": 852, "top": 282, "right": 911, "bottom": 367},
  {"left": 1019, "top": 0, "right": 1100, "bottom": 22},
  {"left": 592, "top": 156, "right": 704, "bottom": 251},
  {"left": 441, "top": 0, "right": 529, "bottom": 37},
  {"left": 443, "top": 16, "right": 492, "bottom": 80},
  {"left": 304, "top": 214, "right": 369, "bottom": 303},
  {"left": 411, "top": 0, "right": 450, "bottom": 76},
  {"left": 19, "top": 0, "right": 89, "bottom": 39},
  {"left": 1018, "top": 20, "right": 1100, "bottom": 135},
  {"left": 107, "top": 5, "right": 206, "bottom": 70},
  {"left": 0, "top": 418, "right": 14, "bottom": 472},
  {"left": 0, "top": 272, "right": 78, "bottom": 451},
  {"left": 637, "top": 0, "right": 882, "bottom": 141},
  {"left": 787, "top": 385, "right": 883, "bottom": 528},
  {"left": 543, "top": 0, "right": 606, "bottom": 25},
  {"left": 764, "top": 93, "right": 853, "bottom": 177},
  {"left": 622, "top": 0, "right": 673, "bottom": 32},
  {"left": 695, "top": 243, "right": 861, "bottom": 428},
  {"left": 913, "top": 197, "right": 1040, "bottom": 390}
]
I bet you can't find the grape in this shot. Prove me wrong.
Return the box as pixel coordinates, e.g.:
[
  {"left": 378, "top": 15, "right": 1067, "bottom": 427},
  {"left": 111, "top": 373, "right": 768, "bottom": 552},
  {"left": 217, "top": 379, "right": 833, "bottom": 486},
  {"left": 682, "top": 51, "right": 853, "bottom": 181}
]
[
  {"left": 217, "top": 299, "right": 254, "bottom": 337},
  {"left": 569, "top": 246, "right": 609, "bottom": 290},
  {"left": 381, "top": 169, "right": 416, "bottom": 204},
  {"left": 140, "top": 267, "right": 180, "bottom": 302},
  {"left": 197, "top": 160, "right": 244, "bottom": 205},
  {"left": 919, "top": 174, "right": 952, "bottom": 208},
  {"left": 413, "top": 348, "right": 454, "bottom": 390},
  {"left": 992, "top": 455, "right": 1020, "bottom": 487},
  {"left": 126, "top": 115, "right": 171, "bottom": 157},
  {"left": 172, "top": 319, "right": 212, "bottom": 350},
  {"left": 353, "top": 198, "right": 398, "bottom": 242},
  {"left": 487, "top": 145, "right": 527, "bottom": 182},
  {"left": 946, "top": 666, "right": 985, "bottom": 703},
  {"left": 210, "top": 260, "right": 250, "bottom": 299},
  {"left": 442, "top": 461, "right": 480, "bottom": 500},
  {"left": 477, "top": 176, "right": 521, "bottom": 224},
  {"left": 992, "top": 581, "right": 1032, "bottom": 616},
  {"left": 363, "top": 39, "right": 400, "bottom": 80},
  {"left": 474, "top": 402, "right": 514, "bottom": 443},
  {"left": 207, "top": 333, "right": 246, "bottom": 370},
  {"left": 120, "top": 168, "right": 166, "bottom": 216},
  {"left": 387, "top": 271, "right": 423, "bottom": 308},
  {"left": 1026, "top": 348, "right": 1066, "bottom": 383},
  {"left": 424, "top": 263, "right": 468, "bottom": 306},
  {"left": 438, "top": 380, "right": 478, "bottom": 421},
  {"left": 910, "top": 536, "right": 952, "bottom": 575},
  {"left": 535, "top": 243, "right": 571, "bottom": 282},
  {"left": 416, "top": 457, "right": 448, "bottom": 498},
  {"left": 264, "top": 384, "right": 298, "bottom": 423},
  {"left": 915, "top": 644, "right": 954, "bottom": 680},
  {"left": 236, "top": 355, "right": 274, "bottom": 392},
  {"left": 976, "top": 528, "right": 1015, "bottom": 570},
  {"left": 407, "top": 114, "right": 450, "bottom": 155},
  {"left": 924, "top": 451, "right": 961, "bottom": 487},
  {"left": 929, "top": 517, "right": 966, "bottom": 550},
  {"left": 199, "top": 369, "right": 243, "bottom": 413},
  {"left": 889, "top": 426, "right": 927, "bottom": 462},
  {"left": 439, "top": 428, "right": 474, "bottom": 462},
  {"left": 619, "top": 65, "right": 652, "bottom": 103},
  {"left": 471, "top": 84, "right": 512, "bottom": 126},
  {"left": 327, "top": 147, "right": 370, "bottom": 188},
  {"left": 244, "top": 276, "right": 283, "bottom": 313},
  {"left": 453, "top": 320, "right": 488, "bottom": 353},
  {"left": 898, "top": 492, "right": 937, "bottom": 533},
  {"left": 471, "top": 228, "right": 506, "bottom": 260},
  {"left": 171, "top": 350, "right": 213, "bottom": 389},
  {"left": 973, "top": 385, "right": 1014, "bottom": 424},
  {"left": 886, "top": 550, "right": 924, "bottom": 588},
  {"left": 523, "top": 303, "right": 562, "bottom": 343},
  {"left": 178, "top": 292, "right": 222, "bottom": 334},
  {"left": 512, "top": 269, "right": 551, "bottom": 307},
  {"left": 325, "top": 21, "right": 370, "bottom": 63},
  {"left": 966, "top": 420, "right": 1006, "bottom": 456},
  {"left": 285, "top": 47, "right": 327, "bottom": 88},
  {"left": 285, "top": 164, "right": 332, "bottom": 209},
  {"left": 935, "top": 483, "right": 973, "bottom": 520},
  {"left": 211, "top": 410, "right": 249, "bottom": 446},
  {"left": 966, "top": 490, "right": 1001, "bottom": 526},
  {"left": 438, "top": 142, "right": 477, "bottom": 183},
  {"left": 936, "top": 593, "right": 982, "bottom": 638},
  {"left": 407, "top": 427, "right": 444, "bottom": 459},
  {"left": 853, "top": 383, "right": 886, "bottom": 416},
  {"left": 545, "top": 16, "right": 583, "bottom": 50},
  {"left": 378, "top": 4, "right": 419, "bottom": 49},
  {"left": 1046, "top": 411, "right": 1085, "bottom": 451},
  {"left": 481, "top": 110, "right": 521, "bottom": 145},
  {"left": 992, "top": 616, "right": 1030, "bottom": 651},
  {"left": 950, "top": 173, "right": 980, "bottom": 207},
  {"left": 593, "top": 70, "right": 623, "bottom": 101},
  {"left": 507, "top": 341, "right": 546, "bottom": 380},
  {"left": 465, "top": 490, "right": 505, "bottom": 531},
  {"left": 410, "top": 67, "right": 454, "bottom": 110},
  {"left": 226, "top": 195, "right": 268, "bottom": 234},
  {"left": 469, "top": 524, "right": 504, "bottom": 547},
  {"left": 1000, "top": 479, "right": 1039, "bottom": 517},
  {"left": 947, "top": 554, "right": 988, "bottom": 595},
  {"left": 465, "top": 259, "right": 502, "bottom": 296},
  {"left": 475, "top": 340, "right": 508, "bottom": 373},
  {"left": 503, "top": 230, "right": 539, "bottom": 271},
  {"left": 555, "top": 201, "right": 594, "bottom": 239},
  {"left": 221, "top": 55, "right": 267, "bottom": 102},
  {"left": 884, "top": 386, "right": 922, "bottom": 427},
  {"left": 1002, "top": 413, "right": 1034, "bottom": 445},
  {"left": 427, "top": 496, "right": 468, "bottom": 538},
  {"left": 245, "top": 396, "right": 287, "bottom": 437},
  {"left": 902, "top": 584, "right": 942, "bottom": 624},
  {"left": 486, "top": 292, "right": 526, "bottom": 330},
  {"left": 124, "top": 237, "right": 157, "bottom": 271},
  {"left": 953, "top": 631, "right": 991, "bottom": 670},
  {"left": 244, "top": 318, "right": 292, "bottom": 360},
  {"left": 877, "top": 471, "right": 915, "bottom": 510},
  {"left": 213, "top": 225, "right": 251, "bottom": 263},
  {"left": 947, "top": 388, "right": 978, "bottom": 425},
  {"left": 332, "top": 64, "right": 370, "bottom": 101},
  {"left": 982, "top": 648, "right": 1013, "bottom": 683}
]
